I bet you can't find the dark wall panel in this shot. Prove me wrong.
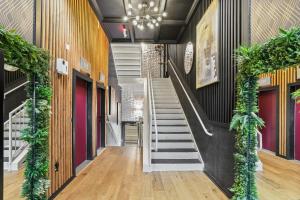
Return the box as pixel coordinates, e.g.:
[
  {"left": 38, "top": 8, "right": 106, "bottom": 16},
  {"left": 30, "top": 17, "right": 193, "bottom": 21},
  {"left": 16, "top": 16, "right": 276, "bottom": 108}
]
[{"left": 167, "top": 0, "right": 249, "bottom": 197}]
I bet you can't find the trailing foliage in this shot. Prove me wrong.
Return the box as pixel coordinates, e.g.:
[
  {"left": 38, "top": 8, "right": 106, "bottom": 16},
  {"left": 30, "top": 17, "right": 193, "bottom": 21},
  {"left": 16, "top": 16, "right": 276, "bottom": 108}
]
[
  {"left": 292, "top": 89, "right": 300, "bottom": 103},
  {"left": 0, "top": 27, "right": 51, "bottom": 200},
  {"left": 230, "top": 27, "right": 300, "bottom": 200}
]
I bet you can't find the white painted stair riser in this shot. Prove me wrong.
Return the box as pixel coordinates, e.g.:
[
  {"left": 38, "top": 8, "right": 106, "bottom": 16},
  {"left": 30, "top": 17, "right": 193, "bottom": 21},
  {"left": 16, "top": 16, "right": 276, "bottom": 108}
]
[
  {"left": 154, "top": 126, "right": 189, "bottom": 132},
  {"left": 153, "top": 120, "right": 187, "bottom": 125},
  {"left": 152, "top": 134, "right": 192, "bottom": 140},
  {"left": 151, "top": 164, "right": 203, "bottom": 171},
  {"left": 155, "top": 114, "right": 185, "bottom": 119},
  {"left": 152, "top": 142, "right": 195, "bottom": 149},
  {"left": 151, "top": 152, "right": 200, "bottom": 159},
  {"left": 155, "top": 109, "right": 183, "bottom": 114}
]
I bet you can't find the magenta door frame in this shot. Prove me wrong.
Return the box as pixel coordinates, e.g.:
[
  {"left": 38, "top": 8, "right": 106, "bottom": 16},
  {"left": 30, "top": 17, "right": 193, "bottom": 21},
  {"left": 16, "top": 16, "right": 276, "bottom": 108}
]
[
  {"left": 258, "top": 87, "right": 279, "bottom": 154},
  {"left": 96, "top": 88, "right": 101, "bottom": 149},
  {"left": 75, "top": 78, "right": 87, "bottom": 167},
  {"left": 72, "top": 70, "right": 93, "bottom": 175}
]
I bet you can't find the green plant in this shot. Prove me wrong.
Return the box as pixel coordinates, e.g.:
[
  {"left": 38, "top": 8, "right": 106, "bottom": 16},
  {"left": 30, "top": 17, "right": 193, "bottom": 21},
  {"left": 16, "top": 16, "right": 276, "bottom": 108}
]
[
  {"left": 230, "top": 27, "right": 300, "bottom": 200},
  {"left": 292, "top": 89, "right": 300, "bottom": 103},
  {"left": 0, "top": 27, "right": 51, "bottom": 200}
]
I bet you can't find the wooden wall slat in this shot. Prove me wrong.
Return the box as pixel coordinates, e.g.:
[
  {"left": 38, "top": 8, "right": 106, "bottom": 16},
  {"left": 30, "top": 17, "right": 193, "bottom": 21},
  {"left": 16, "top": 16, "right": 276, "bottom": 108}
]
[
  {"left": 259, "top": 67, "right": 297, "bottom": 156},
  {"left": 40, "top": 0, "right": 109, "bottom": 196}
]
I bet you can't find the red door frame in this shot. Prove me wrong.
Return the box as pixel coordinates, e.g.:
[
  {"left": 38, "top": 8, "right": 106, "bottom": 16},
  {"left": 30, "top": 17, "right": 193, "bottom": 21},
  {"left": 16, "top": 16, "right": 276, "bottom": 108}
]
[
  {"left": 96, "top": 83, "right": 106, "bottom": 152},
  {"left": 72, "top": 70, "right": 94, "bottom": 175},
  {"left": 287, "top": 83, "right": 300, "bottom": 160},
  {"left": 258, "top": 87, "right": 279, "bottom": 155}
]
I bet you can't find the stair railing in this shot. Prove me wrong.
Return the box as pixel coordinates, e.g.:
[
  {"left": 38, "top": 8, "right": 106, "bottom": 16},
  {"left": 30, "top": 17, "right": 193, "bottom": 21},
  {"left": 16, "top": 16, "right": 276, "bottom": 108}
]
[
  {"left": 6, "top": 100, "right": 28, "bottom": 169},
  {"left": 150, "top": 73, "right": 159, "bottom": 151},
  {"left": 256, "top": 129, "right": 263, "bottom": 150},
  {"left": 168, "top": 60, "right": 213, "bottom": 137}
]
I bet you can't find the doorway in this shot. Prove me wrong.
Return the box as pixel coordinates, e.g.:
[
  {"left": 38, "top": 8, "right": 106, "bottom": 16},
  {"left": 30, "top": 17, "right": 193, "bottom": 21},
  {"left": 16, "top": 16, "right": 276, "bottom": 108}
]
[
  {"left": 258, "top": 88, "right": 278, "bottom": 153},
  {"left": 72, "top": 70, "right": 93, "bottom": 174},
  {"left": 96, "top": 84, "right": 106, "bottom": 153},
  {"left": 288, "top": 84, "right": 300, "bottom": 161}
]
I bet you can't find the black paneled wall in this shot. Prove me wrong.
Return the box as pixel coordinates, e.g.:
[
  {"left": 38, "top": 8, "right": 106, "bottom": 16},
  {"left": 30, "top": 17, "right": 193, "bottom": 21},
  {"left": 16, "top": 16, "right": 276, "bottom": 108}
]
[{"left": 168, "top": 0, "right": 250, "bottom": 197}]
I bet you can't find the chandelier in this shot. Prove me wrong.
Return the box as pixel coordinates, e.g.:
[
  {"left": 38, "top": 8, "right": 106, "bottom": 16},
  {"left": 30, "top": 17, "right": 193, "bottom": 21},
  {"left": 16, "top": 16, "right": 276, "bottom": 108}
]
[{"left": 123, "top": 1, "right": 168, "bottom": 31}]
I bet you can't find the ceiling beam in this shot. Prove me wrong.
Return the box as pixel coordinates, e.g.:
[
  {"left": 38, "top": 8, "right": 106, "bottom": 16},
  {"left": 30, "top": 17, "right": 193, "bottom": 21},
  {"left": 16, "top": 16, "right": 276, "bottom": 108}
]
[
  {"left": 88, "top": 0, "right": 112, "bottom": 41},
  {"left": 123, "top": 0, "right": 135, "bottom": 42},
  {"left": 103, "top": 17, "right": 185, "bottom": 26},
  {"left": 176, "top": 0, "right": 200, "bottom": 42},
  {"left": 154, "top": 0, "right": 168, "bottom": 42}
]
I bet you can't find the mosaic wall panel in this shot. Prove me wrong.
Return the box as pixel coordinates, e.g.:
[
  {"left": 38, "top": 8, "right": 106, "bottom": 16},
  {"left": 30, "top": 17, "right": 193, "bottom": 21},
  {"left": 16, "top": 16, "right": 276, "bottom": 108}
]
[
  {"left": 121, "top": 82, "right": 144, "bottom": 122},
  {"left": 251, "top": 0, "right": 300, "bottom": 156},
  {"left": 251, "top": 0, "right": 300, "bottom": 43},
  {"left": 141, "top": 44, "right": 164, "bottom": 78},
  {"left": 0, "top": 0, "right": 34, "bottom": 43}
]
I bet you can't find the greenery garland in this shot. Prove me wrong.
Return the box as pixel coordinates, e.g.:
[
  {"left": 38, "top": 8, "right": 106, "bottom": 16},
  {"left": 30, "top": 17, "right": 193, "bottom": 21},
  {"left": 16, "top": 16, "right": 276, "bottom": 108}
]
[
  {"left": 0, "top": 27, "right": 51, "bottom": 200},
  {"left": 230, "top": 27, "right": 300, "bottom": 200}
]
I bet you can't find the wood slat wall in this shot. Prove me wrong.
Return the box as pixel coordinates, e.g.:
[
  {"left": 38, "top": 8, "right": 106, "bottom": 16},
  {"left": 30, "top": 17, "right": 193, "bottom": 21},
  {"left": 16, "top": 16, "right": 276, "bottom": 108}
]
[
  {"left": 259, "top": 69, "right": 297, "bottom": 156},
  {"left": 251, "top": 0, "right": 300, "bottom": 157},
  {"left": 38, "top": 0, "right": 109, "bottom": 196}
]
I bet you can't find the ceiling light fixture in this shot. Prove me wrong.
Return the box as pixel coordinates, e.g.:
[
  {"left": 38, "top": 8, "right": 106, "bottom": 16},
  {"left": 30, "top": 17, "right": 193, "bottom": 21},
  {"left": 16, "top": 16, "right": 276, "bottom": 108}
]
[{"left": 123, "top": 1, "right": 168, "bottom": 31}]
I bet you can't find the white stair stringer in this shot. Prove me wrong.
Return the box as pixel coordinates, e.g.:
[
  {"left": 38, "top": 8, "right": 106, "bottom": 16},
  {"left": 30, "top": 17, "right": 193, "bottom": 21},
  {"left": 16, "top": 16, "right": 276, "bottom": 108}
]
[{"left": 150, "top": 78, "right": 204, "bottom": 172}]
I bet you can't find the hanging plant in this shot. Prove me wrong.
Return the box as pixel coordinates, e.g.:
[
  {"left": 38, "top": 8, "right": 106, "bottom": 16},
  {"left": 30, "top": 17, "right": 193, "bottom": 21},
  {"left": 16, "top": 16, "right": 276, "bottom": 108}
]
[
  {"left": 230, "top": 27, "right": 300, "bottom": 200},
  {"left": 0, "top": 27, "right": 52, "bottom": 200},
  {"left": 292, "top": 89, "right": 300, "bottom": 103}
]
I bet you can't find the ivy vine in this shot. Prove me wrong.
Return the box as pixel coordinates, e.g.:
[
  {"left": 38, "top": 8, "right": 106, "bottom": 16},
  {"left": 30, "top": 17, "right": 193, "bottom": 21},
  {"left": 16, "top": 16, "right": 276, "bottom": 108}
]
[
  {"left": 0, "top": 27, "right": 51, "bottom": 200},
  {"left": 230, "top": 27, "right": 300, "bottom": 200}
]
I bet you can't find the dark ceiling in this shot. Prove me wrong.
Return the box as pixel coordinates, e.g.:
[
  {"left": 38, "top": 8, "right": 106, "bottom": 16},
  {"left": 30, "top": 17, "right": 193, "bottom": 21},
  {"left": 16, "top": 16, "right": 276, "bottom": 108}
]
[{"left": 88, "top": 0, "right": 199, "bottom": 43}]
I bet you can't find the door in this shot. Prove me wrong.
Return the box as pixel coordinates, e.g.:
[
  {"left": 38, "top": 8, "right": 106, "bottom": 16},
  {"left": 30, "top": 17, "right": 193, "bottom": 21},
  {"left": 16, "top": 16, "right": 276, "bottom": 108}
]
[
  {"left": 258, "top": 90, "right": 277, "bottom": 152},
  {"left": 75, "top": 78, "right": 87, "bottom": 167},
  {"left": 97, "top": 88, "right": 101, "bottom": 149},
  {"left": 294, "top": 100, "right": 300, "bottom": 161}
]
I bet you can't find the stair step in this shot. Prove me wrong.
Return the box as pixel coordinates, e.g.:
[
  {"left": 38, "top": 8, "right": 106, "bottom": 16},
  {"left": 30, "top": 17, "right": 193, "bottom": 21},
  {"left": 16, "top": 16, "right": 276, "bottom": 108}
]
[
  {"left": 152, "top": 134, "right": 192, "bottom": 140},
  {"left": 156, "top": 114, "right": 185, "bottom": 120},
  {"left": 153, "top": 120, "right": 187, "bottom": 125},
  {"left": 153, "top": 126, "right": 189, "bottom": 132},
  {"left": 152, "top": 148, "right": 197, "bottom": 152},
  {"left": 151, "top": 163, "right": 203, "bottom": 171},
  {"left": 152, "top": 142, "right": 194, "bottom": 149},
  {"left": 152, "top": 159, "right": 201, "bottom": 164},
  {"left": 151, "top": 140, "right": 193, "bottom": 143},
  {"left": 156, "top": 109, "right": 183, "bottom": 114},
  {"left": 154, "top": 104, "right": 181, "bottom": 109},
  {"left": 152, "top": 152, "right": 199, "bottom": 159},
  {"left": 154, "top": 100, "right": 179, "bottom": 104}
]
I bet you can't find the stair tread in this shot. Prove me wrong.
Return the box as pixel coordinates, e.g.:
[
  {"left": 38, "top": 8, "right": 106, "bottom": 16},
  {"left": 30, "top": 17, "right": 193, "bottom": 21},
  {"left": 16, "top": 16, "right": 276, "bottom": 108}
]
[
  {"left": 151, "top": 159, "right": 201, "bottom": 164},
  {"left": 152, "top": 132, "right": 190, "bottom": 134},
  {"left": 151, "top": 140, "right": 193, "bottom": 143},
  {"left": 152, "top": 148, "right": 197, "bottom": 152}
]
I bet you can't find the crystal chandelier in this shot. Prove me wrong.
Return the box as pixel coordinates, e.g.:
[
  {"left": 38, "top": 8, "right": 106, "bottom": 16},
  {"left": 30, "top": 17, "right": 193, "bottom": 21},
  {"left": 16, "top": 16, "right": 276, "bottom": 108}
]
[{"left": 123, "top": 1, "right": 168, "bottom": 31}]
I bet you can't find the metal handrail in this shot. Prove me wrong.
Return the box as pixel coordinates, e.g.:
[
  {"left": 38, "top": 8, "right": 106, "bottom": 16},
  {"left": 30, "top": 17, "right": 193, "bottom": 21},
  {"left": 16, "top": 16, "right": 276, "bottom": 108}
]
[
  {"left": 168, "top": 60, "right": 213, "bottom": 137},
  {"left": 256, "top": 129, "right": 263, "bottom": 150},
  {"left": 7, "top": 100, "right": 29, "bottom": 170},
  {"left": 149, "top": 73, "right": 159, "bottom": 151},
  {"left": 106, "top": 115, "right": 118, "bottom": 145},
  {"left": 4, "top": 81, "right": 29, "bottom": 99},
  {"left": 147, "top": 73, "right": 153, "bottom": 163}
]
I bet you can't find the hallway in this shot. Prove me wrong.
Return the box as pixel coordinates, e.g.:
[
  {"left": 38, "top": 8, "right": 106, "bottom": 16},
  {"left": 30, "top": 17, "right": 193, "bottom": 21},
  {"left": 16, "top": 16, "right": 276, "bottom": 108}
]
[
  {"left": 4, "top": 147, "right": 300, "bottom": 199},
  {"left": 55, "top": 147, "right": 227, "bottom": 200}
]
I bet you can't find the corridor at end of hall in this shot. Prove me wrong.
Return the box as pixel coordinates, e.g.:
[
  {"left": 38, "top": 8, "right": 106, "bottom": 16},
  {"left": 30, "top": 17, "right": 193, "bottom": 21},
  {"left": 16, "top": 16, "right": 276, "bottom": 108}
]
[{"left": 4, "top": 147, "right": 300, "bottom": 200}]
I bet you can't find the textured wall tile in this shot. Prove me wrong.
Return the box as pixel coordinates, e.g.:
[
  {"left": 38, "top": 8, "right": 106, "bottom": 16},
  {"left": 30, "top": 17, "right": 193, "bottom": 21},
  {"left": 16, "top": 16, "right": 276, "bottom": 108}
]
[{"left": 0, "top": 0, "right": 34, "bottom": 43}]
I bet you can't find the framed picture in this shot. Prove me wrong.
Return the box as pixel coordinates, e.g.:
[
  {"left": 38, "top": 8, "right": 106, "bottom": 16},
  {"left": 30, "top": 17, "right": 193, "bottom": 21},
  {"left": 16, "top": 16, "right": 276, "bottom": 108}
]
[{"left": 196, "top": 0, "right": 220, "bottom": 89}]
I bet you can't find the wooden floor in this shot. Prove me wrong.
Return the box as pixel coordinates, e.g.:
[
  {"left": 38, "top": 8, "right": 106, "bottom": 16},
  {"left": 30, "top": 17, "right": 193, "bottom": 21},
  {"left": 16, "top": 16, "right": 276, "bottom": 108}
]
[{"left": 4, "top": 147, "right": 300, "bottom": 200}]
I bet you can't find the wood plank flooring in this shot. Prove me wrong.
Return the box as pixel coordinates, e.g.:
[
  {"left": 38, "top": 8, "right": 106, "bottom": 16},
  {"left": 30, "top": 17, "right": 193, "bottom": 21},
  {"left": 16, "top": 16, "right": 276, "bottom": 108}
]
[{"left": 4, "top": 147, "right": 300, "bottom": 200}]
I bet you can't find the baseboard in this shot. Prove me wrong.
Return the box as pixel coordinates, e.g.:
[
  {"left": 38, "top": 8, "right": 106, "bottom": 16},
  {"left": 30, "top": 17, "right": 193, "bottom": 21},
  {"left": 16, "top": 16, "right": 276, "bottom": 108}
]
[
  {"left": 48, "top": 175, "right": 75, "bottom": 200},
  {"left": 204, "top": 171, "right": 233, "bottom": 198}
]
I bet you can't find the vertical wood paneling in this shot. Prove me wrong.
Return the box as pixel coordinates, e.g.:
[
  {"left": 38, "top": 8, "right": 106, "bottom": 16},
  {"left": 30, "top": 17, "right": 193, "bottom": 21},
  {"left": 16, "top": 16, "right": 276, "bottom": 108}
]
[
  {"left": 39, "top": 0, "right": 109, "bottom": 196},
  {"left": 259, "top": 68, "right": 297, "bottom": 156}
]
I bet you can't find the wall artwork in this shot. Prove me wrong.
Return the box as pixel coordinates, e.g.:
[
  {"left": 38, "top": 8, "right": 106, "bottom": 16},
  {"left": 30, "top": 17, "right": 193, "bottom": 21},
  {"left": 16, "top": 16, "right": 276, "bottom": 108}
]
[{"left": 196, "top": 0, "right": 219, "bottom": 89}]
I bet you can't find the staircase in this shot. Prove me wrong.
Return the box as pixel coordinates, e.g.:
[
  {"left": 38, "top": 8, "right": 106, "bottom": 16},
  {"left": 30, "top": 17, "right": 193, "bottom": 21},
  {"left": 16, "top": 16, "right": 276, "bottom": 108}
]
[
  {"left": 150, "top": 78, "right": 204, "bottom": 171},
  {"left": 3, "top": 102, "right": 29, "bottom": 171},
  {"left": 111, "top": 43, "right": 141, "bottom": 81}
]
